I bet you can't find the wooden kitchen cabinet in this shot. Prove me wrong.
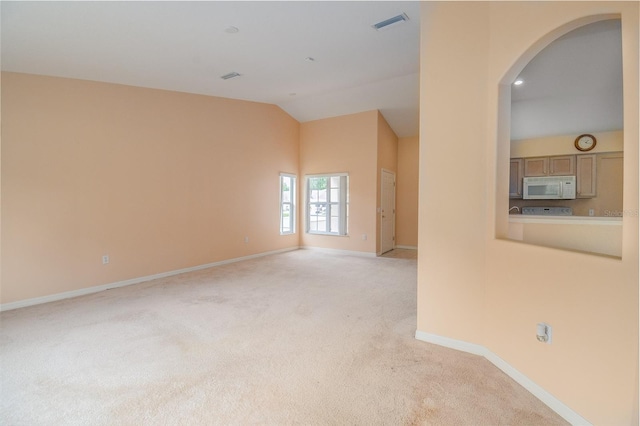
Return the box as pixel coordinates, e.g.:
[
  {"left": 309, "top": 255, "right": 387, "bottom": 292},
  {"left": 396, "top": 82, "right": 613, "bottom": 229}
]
[
  {"left": 524, "top": 157, "right": 548, "bottom": 176},
  {"left": 524, "top": 155, "right": 575, "bottom": 177},
  {"left": 509, "top": 158, "right": 524, "bottom": 198},
  {"left": 549, "top": 155, "right": 575, "bottom": 175},
  {"left": 576, "top": 154, "right": 597, "bottom": 198}
]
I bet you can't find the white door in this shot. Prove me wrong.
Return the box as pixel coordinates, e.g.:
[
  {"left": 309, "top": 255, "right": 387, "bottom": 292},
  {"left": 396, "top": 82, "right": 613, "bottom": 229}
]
[{"left": 380, "top": 170, "right": 396, "bottom": 254}]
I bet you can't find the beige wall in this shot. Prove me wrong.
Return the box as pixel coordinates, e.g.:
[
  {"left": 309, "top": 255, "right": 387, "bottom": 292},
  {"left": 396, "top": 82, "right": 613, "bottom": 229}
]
[
  {"left": 419, "top": 2, "right": 638, "bottom": 425},
  {"left": 299, "top": 111, "right": 378, "bottom": 253},
  {"left": 396, "top": 136, "right": 418, "bottom": 248},
  {"left": 418, "top": 2, "right": 489, "bottom": 346},
  {"left": 2, "top": 72, "right": 406, "bottom": 304},
  {"left": 1, "top": 72, "right": 300, "bottom": 304},
  {"left": 511, "top": 129, "right": 623, "bottom": 157},
  {"left": 516, "top": 221, "right": 623, "bottom": 258},
  {"left": 376, "top": 111, "right": 398, "bottom": 254}
]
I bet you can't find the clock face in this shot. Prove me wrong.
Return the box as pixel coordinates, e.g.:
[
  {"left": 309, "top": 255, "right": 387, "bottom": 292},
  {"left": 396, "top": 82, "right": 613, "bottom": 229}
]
[{"left": 575, "top": 134, "right": 596, "bottom": 152}]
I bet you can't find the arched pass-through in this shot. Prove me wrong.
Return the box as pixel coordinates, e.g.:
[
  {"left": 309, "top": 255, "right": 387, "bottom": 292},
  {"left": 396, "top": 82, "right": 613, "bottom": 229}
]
[{"left": 496, "top": 14, "right": 624, "bottom": 257}]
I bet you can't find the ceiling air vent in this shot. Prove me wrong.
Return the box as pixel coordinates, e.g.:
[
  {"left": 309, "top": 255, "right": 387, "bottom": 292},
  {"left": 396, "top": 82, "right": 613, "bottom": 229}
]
[
  {"left": 372, "top": 13, "right": 409, "bottom": 31},
  {"left": 221, "top": 71, "right": 241, "bottom": 80}
]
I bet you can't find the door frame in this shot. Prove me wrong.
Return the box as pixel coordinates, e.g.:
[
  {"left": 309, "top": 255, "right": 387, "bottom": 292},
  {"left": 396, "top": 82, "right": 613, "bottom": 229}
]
[{"left": 379, "top": 168, "right": 396, "bottom": 255}]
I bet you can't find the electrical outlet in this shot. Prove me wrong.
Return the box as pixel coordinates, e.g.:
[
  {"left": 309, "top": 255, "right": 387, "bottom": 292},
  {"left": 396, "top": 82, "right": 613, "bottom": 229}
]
[
  {"left": 102, "top": 255, "right": 110, "bottom": 265},
  {"left": 244, "top": 236, "right": 249, "bottom": 244},
  {"left": 536, "top": 322, "right": 552, "bottom": 344},
  {"left": 362, "top": 234, "right": 367, "bottom": 241},
  {"left": 588, "top": 209, "right": 595, "bottom": 216}
]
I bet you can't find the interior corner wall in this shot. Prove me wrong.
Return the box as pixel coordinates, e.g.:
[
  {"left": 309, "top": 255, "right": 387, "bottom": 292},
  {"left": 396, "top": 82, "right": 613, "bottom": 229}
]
[
  {"left": 376, "top": 112, "right": 398, "bottom": 254},
  {"left": 396, "top": 136, "right": 418, "bottom": 248},
  {"left": 417, "top": 1, "right": 489, "bottom": 344},
  {"left": 1, "top": 72, "right": 300, "bottom": 305},
  {"left": 299, "top": 111, "right": 378, "bottom": 253},
  {"left": 418, "top": 2, "right": 639, "bottom": 425}
]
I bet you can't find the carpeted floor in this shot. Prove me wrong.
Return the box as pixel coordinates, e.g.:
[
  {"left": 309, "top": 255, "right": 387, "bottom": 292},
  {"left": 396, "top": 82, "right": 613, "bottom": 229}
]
[{"left": 0, "top": 249, "right": 567, "bottom": 425}]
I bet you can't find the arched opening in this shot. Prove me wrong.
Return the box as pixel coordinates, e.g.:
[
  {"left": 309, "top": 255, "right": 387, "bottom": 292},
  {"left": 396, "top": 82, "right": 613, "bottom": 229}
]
[{"left": 496, "top": 16, "right": 624, "bottom": 257}]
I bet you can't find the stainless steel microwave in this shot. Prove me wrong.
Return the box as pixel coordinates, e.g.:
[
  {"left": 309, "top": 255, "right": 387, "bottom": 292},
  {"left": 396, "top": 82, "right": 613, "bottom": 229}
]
[{"left": 523, "top": 176, "right": 576, "bottom": 200}]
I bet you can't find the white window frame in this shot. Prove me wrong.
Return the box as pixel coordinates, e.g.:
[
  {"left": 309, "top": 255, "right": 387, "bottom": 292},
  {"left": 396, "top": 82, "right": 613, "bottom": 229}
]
[
  {"left": 305, "top": 173, "right": 349, "bottom": 236},
  {"left": 280, "top": 173, "right": 296, "bottom": 235}
]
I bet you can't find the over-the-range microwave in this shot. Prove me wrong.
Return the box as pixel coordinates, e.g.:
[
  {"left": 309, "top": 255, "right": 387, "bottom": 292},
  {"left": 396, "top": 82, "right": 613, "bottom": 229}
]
[{"left": 523, "top": 176, "right": 576, "bottom": 200}]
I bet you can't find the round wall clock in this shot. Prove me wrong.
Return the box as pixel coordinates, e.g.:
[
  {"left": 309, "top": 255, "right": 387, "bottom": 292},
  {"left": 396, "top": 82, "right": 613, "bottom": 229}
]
[{"left": 574, "top": 134, "right": 597, "bottom": 152}]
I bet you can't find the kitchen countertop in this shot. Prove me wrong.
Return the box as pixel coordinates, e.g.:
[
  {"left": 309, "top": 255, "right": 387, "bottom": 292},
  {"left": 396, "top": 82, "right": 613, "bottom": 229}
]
[{"left": 509, "top": 215, "right": 623, "bottom": 225}]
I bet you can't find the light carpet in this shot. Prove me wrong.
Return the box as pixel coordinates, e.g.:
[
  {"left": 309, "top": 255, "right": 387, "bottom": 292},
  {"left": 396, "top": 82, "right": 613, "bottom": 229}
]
[{"left": 0, "top": 249, "right": 567, "bottom": 425}]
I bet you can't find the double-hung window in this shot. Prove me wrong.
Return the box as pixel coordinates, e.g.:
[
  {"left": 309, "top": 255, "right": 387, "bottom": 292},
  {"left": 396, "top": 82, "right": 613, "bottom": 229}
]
[
  {"left": 306, "top": 173, "right": 348, "bottom": 236},
  {"left": 280, "top": 174, "right": 296, "bottom": 235}
]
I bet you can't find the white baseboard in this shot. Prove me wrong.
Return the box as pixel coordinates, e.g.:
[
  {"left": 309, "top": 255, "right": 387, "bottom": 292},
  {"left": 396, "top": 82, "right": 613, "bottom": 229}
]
[
  {"left": 0, "top": 246, "right": 300, "bottom": 312},
  {"left": 300, "top": 246, "right": 377, "bottom": 258},
  {"left": 415, "top": 330, "right": 485, "bottom": 356},
  {"left": 395, "top": 245, "right": 417, "bottom": 250},
  {"left": 415, "top": 330, "right": 592, "bottom": 426}
]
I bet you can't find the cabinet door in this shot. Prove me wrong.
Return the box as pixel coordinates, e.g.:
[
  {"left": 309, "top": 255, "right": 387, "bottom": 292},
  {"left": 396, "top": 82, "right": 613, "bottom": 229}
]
[
  {"left": 524, "top": 157, "right": 548, "bottom": 176},
  {"left": 576, "top": 154, "right": 597, "bottom": 198},
  {"left": 549, "top": 155, "right": 575, "bottom": 176},
  {"left": 509, "top": 158, "right": 524, "bottom": 198},
  {"left": 597, "top": 153, "right": 623, "bottom": 213}
]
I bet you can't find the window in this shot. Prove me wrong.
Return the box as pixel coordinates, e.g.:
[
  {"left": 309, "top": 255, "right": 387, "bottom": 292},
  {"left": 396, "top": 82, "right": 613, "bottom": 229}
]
[
  {"left": 280, "top": 174, "right": 296, "bottom": 235},
  {"left": 306, "top": 174, "right": 348, "bottom": 236}
]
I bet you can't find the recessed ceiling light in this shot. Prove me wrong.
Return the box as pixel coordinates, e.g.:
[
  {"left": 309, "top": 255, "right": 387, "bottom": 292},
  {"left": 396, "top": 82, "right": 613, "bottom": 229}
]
[
  {"left": 221, "top": 72, "right": 241, "bottom": 80},
  {"left": 225, "top": 26, "right": 239, "bottom": 34},
  {"left": 514, "top": 79, "right": 524, "bottom": 86},
  {"left": 372, "top": 13, "right": 409, "bottom": 31}
]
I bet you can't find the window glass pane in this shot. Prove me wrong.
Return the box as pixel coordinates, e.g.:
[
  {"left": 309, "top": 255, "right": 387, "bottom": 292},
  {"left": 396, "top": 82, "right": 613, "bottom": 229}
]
[
  {"left": 281, "top": 204, "right": 291, "bottom": 232},
  {"left": 280, "top": 175, "right": 295, "bottom": 235},
  {"left": 309, "top": 203, "right": 327, "bottom": 232},
  {"left": 306, "top": 175, "right": 347, "bottom": 235},
  {"left": 282, "top": 177, "right": 291, "bottom": 202},
  {"left": 309, "top": 214, "right": 319, "bottom": 232},
  {"left": 330, "top": 217, "right": 340, "bottom": 232},
  {"left": 310, "top": 177, "right": 327, "bottom": 190},
  {"left": 330, "top": 204, "right": 339, "bottom": 217}
]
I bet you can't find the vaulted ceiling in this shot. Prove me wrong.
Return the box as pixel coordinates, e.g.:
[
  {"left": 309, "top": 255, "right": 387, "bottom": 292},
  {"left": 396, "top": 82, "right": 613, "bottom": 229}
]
[
  {"left": 1, "top": 3, "right": 623, "bottom": 141},
  {"left": 1, "top": 1, "right": 420, "bottom": 137}
]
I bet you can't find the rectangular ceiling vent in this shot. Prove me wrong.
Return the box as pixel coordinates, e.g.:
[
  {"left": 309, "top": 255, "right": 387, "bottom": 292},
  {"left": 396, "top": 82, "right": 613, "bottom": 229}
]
[
  {"left": 372, "top": 13, "right": 409, "bottom": 31},
  {"left": 221, "top": 72, "right": 241, "bottom": 80}
]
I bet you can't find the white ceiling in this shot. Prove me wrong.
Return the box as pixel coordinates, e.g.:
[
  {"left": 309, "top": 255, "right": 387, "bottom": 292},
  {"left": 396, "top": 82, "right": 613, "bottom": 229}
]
[
  {"left": 1, "top": 1, "right": 421, "bottom": 137},
  {"left": 1, "top": 3, "right": 622, "bottom": 141},
  {"left": 511, "top": 19, "right": 623, "bottom": 140}
]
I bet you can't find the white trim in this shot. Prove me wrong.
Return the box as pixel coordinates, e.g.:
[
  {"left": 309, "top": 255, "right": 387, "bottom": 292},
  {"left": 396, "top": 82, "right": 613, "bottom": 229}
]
[
  {"left": 395, "top": 245, "right": 417, "bottom": 250},
  {"left": 0, "top": 247, "right": 300, "bottom": 312},
  {"left": 415, "top": 331, "right": 592, "bottom": 426},
  {"left": 300, "top": 246, "right": 377, "bottom": 258},
  {"left": 415, "top": 330, "right": 485, "bottom": 356}
]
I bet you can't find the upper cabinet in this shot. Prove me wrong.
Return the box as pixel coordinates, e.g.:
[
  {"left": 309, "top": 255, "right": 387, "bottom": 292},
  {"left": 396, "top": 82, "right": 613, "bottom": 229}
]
[
  {"left": 523, "top": 157, "right": 547, "bottom": 176},
  {"left": 524, "top": 155, "right": 575, "bottom": 177},
  {"left": 509, "top": 158, "right": 524, "bottom": 198},
  {"left": 549, "top": 155, "right": 576, "bottom": 175},
  {"left": 511, "top": 153, "right": 619, "bottom": 201},
  {"left": 576, "top": 154, "right": 597, "bottom": 198}
]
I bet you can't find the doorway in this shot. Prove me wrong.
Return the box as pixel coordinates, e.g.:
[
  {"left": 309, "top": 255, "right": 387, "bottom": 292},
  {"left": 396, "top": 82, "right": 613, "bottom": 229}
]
[{"left": 380, "top": 169, "right": 396, "bottom": 255}]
